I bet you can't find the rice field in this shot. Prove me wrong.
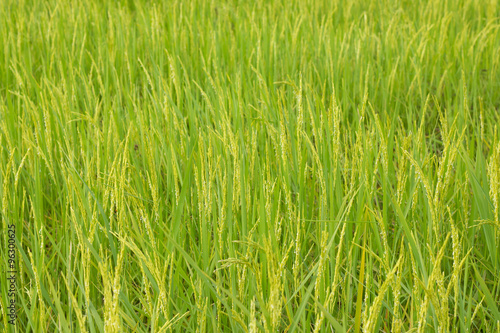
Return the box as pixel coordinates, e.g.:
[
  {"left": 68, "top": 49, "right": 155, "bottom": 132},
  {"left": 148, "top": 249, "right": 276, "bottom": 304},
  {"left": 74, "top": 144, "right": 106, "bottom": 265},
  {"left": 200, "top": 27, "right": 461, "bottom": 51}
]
[{"left": 1, "top": 0, "right": 500, "bottom": 332}]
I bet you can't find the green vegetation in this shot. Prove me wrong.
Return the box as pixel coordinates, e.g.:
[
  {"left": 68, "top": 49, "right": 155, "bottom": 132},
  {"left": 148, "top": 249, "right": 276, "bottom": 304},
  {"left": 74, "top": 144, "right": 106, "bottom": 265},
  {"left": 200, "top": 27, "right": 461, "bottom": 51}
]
[{"left": 1, "top": 0, "right": 500, "bottom": 331}]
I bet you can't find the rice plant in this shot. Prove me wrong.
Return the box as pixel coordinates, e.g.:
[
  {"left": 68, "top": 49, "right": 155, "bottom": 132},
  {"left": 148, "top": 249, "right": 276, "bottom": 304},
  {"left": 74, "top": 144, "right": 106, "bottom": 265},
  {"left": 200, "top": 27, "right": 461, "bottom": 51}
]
[{"left": 1, "top": 0, "right": 499, "bottom": 332}]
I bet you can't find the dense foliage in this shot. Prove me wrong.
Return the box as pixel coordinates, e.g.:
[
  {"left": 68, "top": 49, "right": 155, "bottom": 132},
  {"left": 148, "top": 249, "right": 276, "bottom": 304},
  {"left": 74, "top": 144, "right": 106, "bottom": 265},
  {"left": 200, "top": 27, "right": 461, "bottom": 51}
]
[{"left": 1, "top": 0, "right": 500, "bottom": 331}]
